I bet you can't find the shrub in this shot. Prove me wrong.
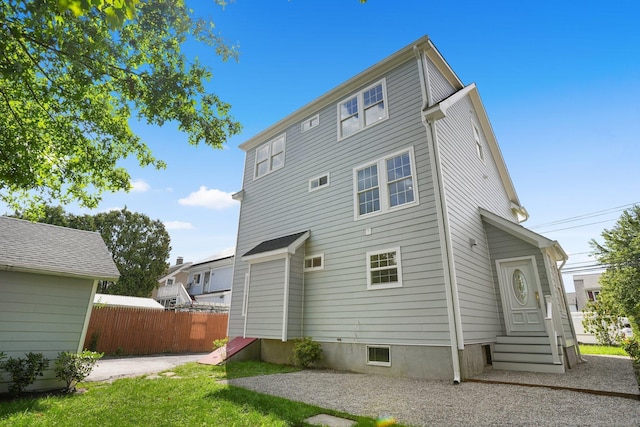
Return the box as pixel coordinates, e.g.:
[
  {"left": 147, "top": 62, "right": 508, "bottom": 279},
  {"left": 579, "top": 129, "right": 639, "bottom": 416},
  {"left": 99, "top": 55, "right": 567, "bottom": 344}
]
[
  {"left": 54, "top": 351, "right": 104, "bottom": 392},
  {"left": 582, "top": 304, "right": 625, "bottom": 346},
  {"left": 213, "top": 337, "right": 229, "bottom": 351},
  {"left": 0, "top": 352, "right": 49, "bottom": 395},
  {"left": 622, "top": 338, "right": 640, "bottom": 362},
  {"left": 292, "top": 337, "right": 322, "bottom": 368}
]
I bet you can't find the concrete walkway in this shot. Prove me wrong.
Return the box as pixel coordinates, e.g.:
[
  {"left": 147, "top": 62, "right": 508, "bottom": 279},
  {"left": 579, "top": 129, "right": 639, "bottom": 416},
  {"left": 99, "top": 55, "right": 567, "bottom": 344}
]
[{"left": 85, "top": 353, "right": 207, "bottom": 382}]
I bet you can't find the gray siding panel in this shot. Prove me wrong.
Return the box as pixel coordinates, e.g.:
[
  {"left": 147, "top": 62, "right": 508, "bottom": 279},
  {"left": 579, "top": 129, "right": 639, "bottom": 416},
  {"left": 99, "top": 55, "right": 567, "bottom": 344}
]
[
  {"left": 230, "top": 58, "right": 451, "bottom": 346},
  {"left": 244, "top": 259, "right": 286, "bottom": 339},
  {"left": 427, "top": 57, "right": 456, "bottom": 103},
  {"left": 287, "top": 250, "right": 304, "bottom": 339},
  {"left": 0, "top": 271, "right": 93, "bottom": 393},
  {"left": 433, "top": 86, "right": 520, "bottom": 344}
]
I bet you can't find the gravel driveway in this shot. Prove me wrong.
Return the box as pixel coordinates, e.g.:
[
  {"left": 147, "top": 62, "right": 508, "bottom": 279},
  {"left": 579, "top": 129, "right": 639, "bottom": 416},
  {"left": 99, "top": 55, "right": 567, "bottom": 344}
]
[{"left": 228, "top": 355, "right": 640, "bottom": 426}]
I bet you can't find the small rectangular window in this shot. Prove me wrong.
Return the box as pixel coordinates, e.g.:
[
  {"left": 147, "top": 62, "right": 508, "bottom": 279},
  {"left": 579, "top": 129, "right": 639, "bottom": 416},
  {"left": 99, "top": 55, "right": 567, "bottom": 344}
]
[
  {"left": 304, "top": 254, "right": 324, "bottom": 271},
  {"left": 367, "top": 345, "right": 391, "bottom": 366},
  {"left": 338, "top": 79, "right": 388, "bottom": 140},
  {"left": 309, "top": 174, "right": 330, "bottom": 192},
  {"left": 192, "top": 273, "right": 201, "bottom": 284},
  {"left": 366, "top": 247, "right": 402, "bottom": 290},
  {"left": 301, "top": 114, "right": 319, "bottom": 132},
  {"left": 473, "top": 124, "right": 484, "bottom": 161},
  {"left": 166, "top": 278, "right": 174, "bottom": 285},
  {"left": 254, "top": 134, "right": 286, "bottom": 179}
]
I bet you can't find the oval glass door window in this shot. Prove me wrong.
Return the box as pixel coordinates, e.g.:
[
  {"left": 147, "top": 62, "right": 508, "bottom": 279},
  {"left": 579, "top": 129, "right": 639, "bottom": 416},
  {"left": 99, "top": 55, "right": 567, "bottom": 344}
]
[{"left": 512, "top": 269, "right": 528, "bottom": 305}]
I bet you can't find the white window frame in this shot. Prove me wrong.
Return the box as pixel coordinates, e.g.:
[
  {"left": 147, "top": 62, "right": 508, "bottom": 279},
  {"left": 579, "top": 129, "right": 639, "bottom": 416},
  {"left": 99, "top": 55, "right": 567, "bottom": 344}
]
[
  {"left": 473, "top": 123, "right": 484, "bottom": 162},
  {"left": 254, "top": 134, "right": 286, "bottom": 179},
  {"left": 337, "top": 79, "right": 388, "bottom": 140},
  {"left": 304, "top": 253, "right": 324, "bottom": 272},
  {"left": 366, "top": 345, "right": 391, "bottom": 367},
  {"left": 166, "top": 278, "right": 174, "bottom": 285},
  {"left": 308, "top": 173, "right": 330, "bottom": 192},
  {"left": 366, "top": 247, "right": 402, "bottom": 290},
  {"left": 353, "top": 147, "right": 419, "bottom": 220},
  {"left": 301, "top": 114, "right": 319, "bottom": 132}
]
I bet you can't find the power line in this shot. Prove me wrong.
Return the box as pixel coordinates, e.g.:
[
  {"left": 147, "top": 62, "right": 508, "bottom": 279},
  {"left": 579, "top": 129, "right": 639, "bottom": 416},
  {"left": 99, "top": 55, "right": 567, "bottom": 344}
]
[
  {"left": 528, "top": 202, "right": 640, "bottom": 230},
  {"left": 541, "top": 218, "right": 620, "bottom": 234}
]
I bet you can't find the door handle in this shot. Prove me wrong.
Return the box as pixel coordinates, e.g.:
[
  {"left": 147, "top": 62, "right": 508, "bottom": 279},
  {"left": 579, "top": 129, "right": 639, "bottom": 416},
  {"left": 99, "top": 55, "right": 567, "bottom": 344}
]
[{"left": 535, "top": 291, "right": 540, "bottom": 308}]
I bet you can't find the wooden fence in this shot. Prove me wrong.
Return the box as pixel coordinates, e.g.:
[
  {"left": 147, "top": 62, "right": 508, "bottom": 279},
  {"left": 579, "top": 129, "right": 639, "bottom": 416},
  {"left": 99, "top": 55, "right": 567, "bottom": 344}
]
[{"left": 83, "top": 307, "right": 228, "bottom": 356}]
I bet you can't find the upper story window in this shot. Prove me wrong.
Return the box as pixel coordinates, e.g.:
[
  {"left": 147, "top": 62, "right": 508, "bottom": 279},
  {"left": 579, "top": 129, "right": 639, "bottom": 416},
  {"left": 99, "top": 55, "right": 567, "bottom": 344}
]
[
  {"left": 166, "top": 278, "right": 174, "bottom": 285},
  {"left": 338, "top": 79, "right": 388, "bottom": 139},
  {"left": 473, "top": 123, "right": 484, "bottom": 161},
  {"left": 309, "top": 173, "right": 330, "bottom": 192},
  {"left": 353, "top": 147, "right": 418, "bottom": 219},
  {"left": 255, "top": 134, "right": 286, "bottom": 179},
  {"left": 301, "top": 114, "right": 319, "bottom": 132}
]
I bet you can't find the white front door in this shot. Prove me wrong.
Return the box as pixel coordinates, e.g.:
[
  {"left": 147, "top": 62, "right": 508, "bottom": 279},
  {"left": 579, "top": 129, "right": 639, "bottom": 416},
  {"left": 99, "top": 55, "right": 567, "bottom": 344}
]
[{"left": 496, "top": 256, "right": 546, "bottom": 335}]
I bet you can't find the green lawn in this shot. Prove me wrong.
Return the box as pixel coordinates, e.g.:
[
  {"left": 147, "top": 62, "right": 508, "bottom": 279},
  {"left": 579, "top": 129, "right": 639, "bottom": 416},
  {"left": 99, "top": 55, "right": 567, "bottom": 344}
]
[
  {"left": 0, "top": 361, "right": 397, "bottom": 426},
  {"left": 579, "top": 344, "right": 629, "bottom": 356}
]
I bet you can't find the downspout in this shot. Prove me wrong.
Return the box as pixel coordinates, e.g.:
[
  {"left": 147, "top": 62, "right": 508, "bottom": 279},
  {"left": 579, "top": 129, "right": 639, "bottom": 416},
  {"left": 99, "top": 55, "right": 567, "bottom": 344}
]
[
  {"left": 415, "top": 46, "right": 462, "bottom": 384},
  {"left": 282, "top": 254, "right": 291, "bottom": 341}
]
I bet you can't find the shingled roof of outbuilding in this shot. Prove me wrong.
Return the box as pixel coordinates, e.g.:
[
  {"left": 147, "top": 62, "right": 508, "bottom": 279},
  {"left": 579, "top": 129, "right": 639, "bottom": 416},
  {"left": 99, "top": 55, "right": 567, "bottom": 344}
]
[{"left": 0, "top": 216, "right": 120, "bottom": 280}]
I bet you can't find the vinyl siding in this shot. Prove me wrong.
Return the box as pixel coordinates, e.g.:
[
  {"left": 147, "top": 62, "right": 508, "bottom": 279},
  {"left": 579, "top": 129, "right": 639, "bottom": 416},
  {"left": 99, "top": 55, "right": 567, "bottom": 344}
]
[
  {"left": 427, "top": 55, "right": 457, "bottom": 103},
  {"left": 483, "top": 223, "right": 549, "bottom": 332},
  {"left": 244, "top": 259, "right": 286, "bottom": 339},
  {"left": 287, "top": 250, "right": 304, "bottom": 340},
  {"left": 0, "top": 271, "right": 94, "bottom": 393},
  {"left": 430, "top": 65, "right": 520, "bottom": 343},
  {"left": 230, "top": 58, "right": 450, "bottom": 346}
]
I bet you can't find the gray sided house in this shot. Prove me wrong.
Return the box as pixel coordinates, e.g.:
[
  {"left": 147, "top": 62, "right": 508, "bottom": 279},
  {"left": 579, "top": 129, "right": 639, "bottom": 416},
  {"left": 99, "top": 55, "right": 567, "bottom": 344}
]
[
  {"left": 0, "top": 216, "right": 119, "bottom": 393},
  {"left": 227, "top": 36, "right": 578, "bottom": 382}
]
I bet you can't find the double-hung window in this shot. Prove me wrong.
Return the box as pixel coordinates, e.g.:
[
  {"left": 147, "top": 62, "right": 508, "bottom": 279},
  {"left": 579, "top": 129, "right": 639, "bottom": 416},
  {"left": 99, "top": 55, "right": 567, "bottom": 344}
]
[
  {"left": 353, "top": 147, "right": 418, "bottom": 219},
  {"left": 255, "top": 134, "right": 286, "bottom": 179},
  {"left": 366, "top": 247, "right": 402, "bottom": 290},
  {"left": 338, "top": 79, "right": 388, "bottom": 139}
]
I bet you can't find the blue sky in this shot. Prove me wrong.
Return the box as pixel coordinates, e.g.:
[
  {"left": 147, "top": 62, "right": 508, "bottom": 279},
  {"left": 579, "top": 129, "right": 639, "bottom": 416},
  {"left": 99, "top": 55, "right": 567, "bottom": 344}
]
[{"left": 23, "top": 1, "right": 640, "bottom": 290}]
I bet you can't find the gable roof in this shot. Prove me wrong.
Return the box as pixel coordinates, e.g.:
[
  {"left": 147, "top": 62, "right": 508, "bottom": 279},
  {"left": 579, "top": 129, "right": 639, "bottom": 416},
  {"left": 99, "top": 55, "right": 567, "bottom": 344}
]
[
  {"left": 239, "top": 35, "right": 459, "bottom": 153},
  {"left": 0, "top": 216, "right": 120, "bottom": 280},
  {"left": 479, "top": 208, "right": 567, "bottom": 261},
  {"left": 192, "top": 247, "right": 235, "bottom": 267},
  {"left": 242, "top": 231, "right": 310, "bottom": 261},
  {"left": 159, "top": 261, "right": 193, "bottom": 282}
]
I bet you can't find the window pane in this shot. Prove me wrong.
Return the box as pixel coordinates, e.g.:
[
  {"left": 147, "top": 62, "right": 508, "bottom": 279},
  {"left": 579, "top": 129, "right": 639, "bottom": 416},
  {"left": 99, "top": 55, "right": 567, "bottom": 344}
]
[
  {"left": 359, "top": 188, "right": 380, "bottom": 215},
  {"left": 272, "top": 137, "right": 284, "bottom": 154},
  {"left": 256, "top": 145, "right": 269, "bottom": 162},
  {"left": 364, "top": 101, "right": 385, "bottom": 126},
  {"left": 256, "top": 160, "right": 269, "bottom": 177},
  {"left": 271, "top": 152, "right": 284, "bottom": 170},
  {"left": 312, "top": 257, "right": 322, "bottom": 267},
  {"left": 319, "top": 175, "right": 328, "bottom": 186},
  {"left": 368, "top": 346, "right": 390, "bottom": 363},
  {"left": 341, "top": 115, "right": 359, "bottom": 136},
  {"left": 363, "top": 84, "right": 383, "bottom": 107},
  {"left": 357, "top": 165, "right": 378, "bottom": 192},
  {"left": 304, "top": 259, "right": 313, "bottom": 268},
  {"left": 389, "top": 178, "right": 414, "bottom": 207},
  {"left": 341, "top": 97, "right": 358, "bottom": 117},
  {"left": 387, "top": 153, "right": 414, "bottom": 208}
]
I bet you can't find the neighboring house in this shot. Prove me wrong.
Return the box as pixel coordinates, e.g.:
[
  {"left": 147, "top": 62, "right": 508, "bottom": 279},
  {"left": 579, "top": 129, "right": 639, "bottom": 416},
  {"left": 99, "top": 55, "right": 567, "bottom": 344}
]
[
  {"left": 227, "top": 36, "right": 578, "bottom": 382},
  {"left": 565, "top": 292, "right": 578, "bottom": 312},
  {"left": 154, "top": 256, "right": 193, "bottom": 308},
  {"left": 573, "top": 272, "right": 602, "bottom": 311},
  {"left": 0, "top": 216, "right": 119, "bottom": 393},
  {"left": 186, "top": 248, "right": 234, "bottom": 309},
  {"left": 94, "top": 293, "right": 164, "bottom": 310}
]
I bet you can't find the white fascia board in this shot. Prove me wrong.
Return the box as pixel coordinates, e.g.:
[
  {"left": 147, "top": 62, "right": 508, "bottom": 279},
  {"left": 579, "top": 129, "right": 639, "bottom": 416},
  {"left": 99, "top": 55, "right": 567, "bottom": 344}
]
[
  {"left": 480, "top": 208, "right": 567, "bottom": 260},
  {"left": 424, "top": 83, "right": 476, "bottom": 120}
]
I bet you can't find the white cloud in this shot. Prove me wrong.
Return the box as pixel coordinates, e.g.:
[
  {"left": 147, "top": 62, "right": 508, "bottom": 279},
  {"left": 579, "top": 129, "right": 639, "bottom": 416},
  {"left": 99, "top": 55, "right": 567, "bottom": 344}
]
[
  {"left": 164, "top": 221, "right": 194, "bottom": 230},
  {"left": 179, "top": 186, "right": 238, "bottom": 210},
  {"left": 131, "top": 179, "right": 150, "bottom": 192}
]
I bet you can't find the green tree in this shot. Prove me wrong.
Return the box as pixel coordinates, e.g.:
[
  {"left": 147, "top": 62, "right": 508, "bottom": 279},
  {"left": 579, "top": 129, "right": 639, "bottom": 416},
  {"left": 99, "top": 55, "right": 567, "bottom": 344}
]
[
  {"left": 0, "top": 0, "right": 240, "bottom": 212},
  {"left": 13, "top": 205, "right": 170, "bottom": 297},
  {"left": 590, "top": 205, "right": 640, "bottom": 331}
]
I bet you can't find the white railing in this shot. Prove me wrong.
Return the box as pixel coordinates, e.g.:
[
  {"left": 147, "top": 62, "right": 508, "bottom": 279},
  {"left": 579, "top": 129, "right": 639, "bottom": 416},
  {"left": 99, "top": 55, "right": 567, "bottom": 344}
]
[
  {"left": 544, "top": 295, "right": 562, "bottom": 365},
  {"left": 156, "top": 283, "right": 192, "bottom": 306}
]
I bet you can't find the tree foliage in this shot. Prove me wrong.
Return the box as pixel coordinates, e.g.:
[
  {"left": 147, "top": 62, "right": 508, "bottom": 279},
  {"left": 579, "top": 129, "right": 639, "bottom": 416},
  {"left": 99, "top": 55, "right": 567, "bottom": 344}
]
[
  {"left": 0, "top": 0, "right": 240, "bottom": 212},
  {"left": 13, "top": 205, "right": 171, "bottom": 297},
  {"left": 590, "top": 205, "right": 640, "bottom": 331}
]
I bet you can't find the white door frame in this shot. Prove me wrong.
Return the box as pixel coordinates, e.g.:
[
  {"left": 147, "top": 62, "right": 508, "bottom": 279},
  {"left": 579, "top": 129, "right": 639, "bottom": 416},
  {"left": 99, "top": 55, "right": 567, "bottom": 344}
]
[{"left": 496, "top": 255, "right": 546, "bottom": 335}]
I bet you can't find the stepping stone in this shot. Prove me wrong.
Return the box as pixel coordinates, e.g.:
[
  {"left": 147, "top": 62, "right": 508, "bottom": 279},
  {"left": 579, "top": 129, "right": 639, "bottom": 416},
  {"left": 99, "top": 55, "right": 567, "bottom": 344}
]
[{"left": 304, "top": 414, "right": 356, "bottom": 427}]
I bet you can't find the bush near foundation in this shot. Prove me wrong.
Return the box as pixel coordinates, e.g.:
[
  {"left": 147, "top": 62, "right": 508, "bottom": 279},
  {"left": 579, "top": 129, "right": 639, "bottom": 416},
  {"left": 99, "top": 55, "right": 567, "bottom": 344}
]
[
  {"left": 54, "top": 351, "right": 104, "bottom": 393},
  {"left": 292, "top": 337, "right": 322, "bottom": 368}
]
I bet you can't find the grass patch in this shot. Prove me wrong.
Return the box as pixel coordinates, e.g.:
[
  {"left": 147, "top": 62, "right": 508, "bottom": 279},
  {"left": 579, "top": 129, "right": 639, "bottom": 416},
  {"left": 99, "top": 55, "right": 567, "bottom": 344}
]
[
  {"left": 579, "top": 344, "right": 629, "bottom": 356},
  {"left": 0, "top": 361, "right": 394, "bottom": 426}
]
